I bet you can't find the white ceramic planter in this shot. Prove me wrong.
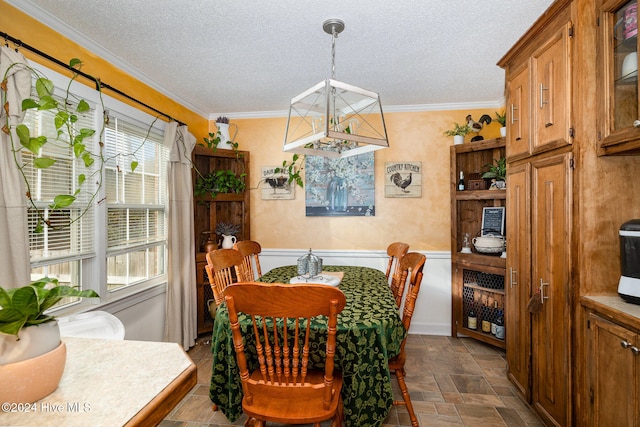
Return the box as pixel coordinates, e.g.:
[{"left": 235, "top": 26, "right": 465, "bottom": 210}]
[
  {"left": 216, "top": 122, "right": 238, "bottom": 149},
  {"left": 0, "top": 321, "right": 61, "bottom": 364},
  {"left": 453, "top": 135, "right": 464, "bottom": 145},
  {"left": 500, "top": 127, "right": 507, "bottom": 137}
]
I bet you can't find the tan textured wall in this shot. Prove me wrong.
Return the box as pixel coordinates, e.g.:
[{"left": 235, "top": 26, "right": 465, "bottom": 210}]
[
  {"left": 214, "top": 110, "right": 502, "bottom": 251},
  {"left": 1, "top": 1, "right": 503, "bottom": 252}
]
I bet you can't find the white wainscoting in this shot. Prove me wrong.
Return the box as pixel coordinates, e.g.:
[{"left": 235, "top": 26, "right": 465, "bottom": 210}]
[
  {"left": 90, "top": 249, "right": 453, "bottom": 342},
  {"left": 260, "top": 249, "right": 452, "bottom": 336}
]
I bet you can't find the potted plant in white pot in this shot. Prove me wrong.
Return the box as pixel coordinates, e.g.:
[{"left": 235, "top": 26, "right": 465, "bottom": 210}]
[
  {"left": 495, "top": 111, "right": 507, "bottom": 137},
  {"left": 0, "top": 278, "right": 98, "bottom": 403},
  {"left": 482, "top": 157, "right": 507, "bottom": 189},
  {"left": 444, "top": 122, "right": 472, "bottom": 145},
  {"left": 213, "top": 116, "right": 238, "bottom": 150},
  {"left": 215, "top": 221, "right": 240, "bottom": 249}
]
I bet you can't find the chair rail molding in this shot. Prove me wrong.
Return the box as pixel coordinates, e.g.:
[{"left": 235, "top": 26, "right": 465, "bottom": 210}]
[{"left": 261, "top": 249, "right": 452, "bottom": 336}]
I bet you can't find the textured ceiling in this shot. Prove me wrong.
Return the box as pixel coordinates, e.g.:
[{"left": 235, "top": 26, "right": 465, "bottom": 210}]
[{"left": 8, "top": 0, "right": 554, "bottom": 119}]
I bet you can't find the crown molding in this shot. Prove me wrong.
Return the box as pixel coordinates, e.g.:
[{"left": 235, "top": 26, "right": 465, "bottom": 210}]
[
  {"left": 210, "top": 98, "right": 506, "bottom": 120},
  {"left": 7, "top": 0, "right": 208, "bottom": 118}
]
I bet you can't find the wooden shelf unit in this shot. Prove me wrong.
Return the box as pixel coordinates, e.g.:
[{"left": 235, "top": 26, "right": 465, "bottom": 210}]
[
  {"left": 192, "top": 145, "right": 250, "bottom": 334},
  {"left": 450, "top": 138, "right": 507, "bottom": 350}
]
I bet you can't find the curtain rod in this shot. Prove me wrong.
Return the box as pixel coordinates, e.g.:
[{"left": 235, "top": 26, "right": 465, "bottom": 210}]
[{"left": 1, "top": 30, "right": 185, "bottom": 126}]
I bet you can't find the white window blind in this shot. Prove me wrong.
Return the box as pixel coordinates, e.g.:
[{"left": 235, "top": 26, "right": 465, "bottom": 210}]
[
  {"left": 104, "top": 115, "right": 168, "bottom": 291},
  {"left": 21, "top": 97, "right": 96, "bottom": 266}
]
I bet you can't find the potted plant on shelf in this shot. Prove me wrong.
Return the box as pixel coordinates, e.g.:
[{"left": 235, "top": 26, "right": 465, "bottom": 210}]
[
  {"left": 194, "top": 169, "right": 247, "bottom": 198},
  {"left": 215, "top": 222, "right": 240, "bottom": 249},
  {"left": 210, "top": 116, "right": 238, "bottom": 151},
  {"left": 203, "top": 117, "right": 241, "bottom": 156},
  {"left": 444, "top": 122, "right": 472, "bottom": 145},
  {"left": 0, "top": 278, "right": 99, "bottom": 403},
  {"left": 482, "top": 157, "right": 507, "bottom": 189},
  {"left": 495, "top": 111, "right": 507, "bottom": 137}
]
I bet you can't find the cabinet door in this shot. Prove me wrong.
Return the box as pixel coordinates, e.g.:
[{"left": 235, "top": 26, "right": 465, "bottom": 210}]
[
  {"left": 530, "top": 152, "right": 572, "bottom": 426},
  {"left": 532, "top": 23, "right": 572, "bottom": 154},
  {"left": 597, "top": 0, "right": 640, "bottom": 154},
  {"left": 505, "top": 163, "right": 531, "bottom": 400},
  {"left": 588, "top": 313, "right": 638, "bottom": 427},
  {"left": 506, "top": 63, "right": 531, "bottom": 160}
]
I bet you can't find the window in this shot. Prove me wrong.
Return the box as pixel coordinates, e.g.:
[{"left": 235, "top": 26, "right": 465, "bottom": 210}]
[
  {"left": 104, "top": 115, "right": 168, "bottom": 292},
  {"left": 22, "top": 91, "right": 97, "bottom": 307},
  {"left": 19, "top": 63, "right": 169, "bottom": 310}
]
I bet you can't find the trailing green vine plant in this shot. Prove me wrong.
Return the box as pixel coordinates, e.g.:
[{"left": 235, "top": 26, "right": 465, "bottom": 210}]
[
  {"left": 194, "top": 169, "right": 247, "bottom": 198},
  {"left": 2, "top": 58, "right": 161, "bottom": 233}
]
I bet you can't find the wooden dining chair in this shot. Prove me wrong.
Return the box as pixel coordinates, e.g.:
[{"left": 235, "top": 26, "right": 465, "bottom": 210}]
[
  {"left": 224, "top": 282, "right": 347, "bottom": 427},
  {"left": 389, "top": 254, "right": 413, "bottom": 308},
  {"left": 385, "top": 241, "right": 410, "bottom": 282},
  {"left": 205, "top": 248, "right": 248, "bottom": 307},
  {"left": 388, "top": 252, "right": 426, "bottom": 427},
  {"left": 233, "top": 240, "right": 263, "bottom": 280}
]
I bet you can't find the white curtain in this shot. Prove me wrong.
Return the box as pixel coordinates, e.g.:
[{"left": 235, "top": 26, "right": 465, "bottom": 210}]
[
  {"left": 0, "top": 46, "right": 31, "bottom": 289},
  {"left": 163, "top": 122, "right": 197, "bottom": 349}
]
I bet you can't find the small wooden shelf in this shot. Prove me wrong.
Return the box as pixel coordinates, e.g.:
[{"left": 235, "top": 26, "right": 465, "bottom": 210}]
[
  {"left": 195, "top": 193, "right": 246, "bottom": 202},
  {"left": 455, "top": 189, "right": 506, "bottom": 201},
  {"left": 463, "top": 282, "right": 505, "bottom": 296},
  {"left": 458, "top": 326, "right": 506, "bottom": 349}
]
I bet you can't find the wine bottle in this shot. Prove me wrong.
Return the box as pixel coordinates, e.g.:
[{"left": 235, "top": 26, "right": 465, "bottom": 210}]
[
  {"left": 491, "top": 301, "right": 499, "bottom": 336},
  {"left": 468, "top": 306, "right": 477, "bottom": 330},
  {"left": 495, "top": 310, "right": 505, "bottom": 340},
  {"left": 457, "top": 171, "right": 465, "bottom": 191},
  {"left": 482, "top": 317, "right": 491, "bottom": 333}
]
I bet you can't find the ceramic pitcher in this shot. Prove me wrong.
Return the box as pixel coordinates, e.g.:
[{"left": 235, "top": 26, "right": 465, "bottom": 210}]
[
  {"left": 221, "top": 234, "right": 237, "bottom": 249},
  {"left": 216, "top": 122, "right": 238, "bottom": 149}
]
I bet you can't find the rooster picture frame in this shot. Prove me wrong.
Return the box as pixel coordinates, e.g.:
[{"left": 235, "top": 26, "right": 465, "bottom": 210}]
[
  {"left": 260, "top": 166, "right": 295, "bottom": 200},
  {"left": 385, "top": 162, "right": 422, "bottom": 198}
]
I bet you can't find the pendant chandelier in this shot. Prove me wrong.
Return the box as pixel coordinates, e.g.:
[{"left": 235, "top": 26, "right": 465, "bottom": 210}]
[{"left": 283, "top": 18, "right": 389, "bottom": 159}]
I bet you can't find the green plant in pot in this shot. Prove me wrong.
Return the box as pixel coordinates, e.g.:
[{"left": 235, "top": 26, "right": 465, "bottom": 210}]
[
  {"left": 495, "top": 110, "right": 507, "bottom": 137},
  {"left": 482, "top": 157, "right": 507, "bottom": 189},
  {"left": 444, "top": 122, "right": 472, "bottom": 145},
  {"left": 216, "top": 221, "right": 241, "bottom": 249},
  {"left": 0, "top": 278, "right": 99, "bottom": 403},
  {"left": 194, "top": 169, "right": 247, "bottom": 198}
]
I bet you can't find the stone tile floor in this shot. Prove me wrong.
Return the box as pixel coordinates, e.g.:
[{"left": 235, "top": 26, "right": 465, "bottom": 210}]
[{"left": 159, "top": 334, "right": 544, "bottom": 426}]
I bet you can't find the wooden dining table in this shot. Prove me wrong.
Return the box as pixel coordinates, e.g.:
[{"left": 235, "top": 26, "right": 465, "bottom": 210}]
[{"left": 208, "top": 265, "right": 407, "bottom": 427}]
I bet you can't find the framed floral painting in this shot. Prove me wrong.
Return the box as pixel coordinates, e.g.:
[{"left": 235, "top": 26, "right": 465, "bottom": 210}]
[{"left": 304, "top": 153, "right": 375, "bottom": 216}]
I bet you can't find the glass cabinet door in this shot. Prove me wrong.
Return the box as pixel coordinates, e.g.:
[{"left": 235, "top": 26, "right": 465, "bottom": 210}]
[
  {"left": 613, "top": 0, "right": 638, "bottom": 130},
  {"left": 599, "top": 0, "right": 640, "bottom": 154}
]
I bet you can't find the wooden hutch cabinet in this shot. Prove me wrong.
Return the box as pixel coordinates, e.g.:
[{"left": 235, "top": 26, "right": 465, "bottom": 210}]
[
  {"left": 499, "top": 2, "right": 573, "bottom": 425},
  {"left": 450, "top": 138, "right": 507, "bottom": 350},
  {"left": 597, "top": 0, "right": 640, "bottom": 155},
  {"left": 192, "top": 145, "right": 250, "bottom": 334},
  {"left": 500, "top": 0, "right": 640, "bottom": 425}
]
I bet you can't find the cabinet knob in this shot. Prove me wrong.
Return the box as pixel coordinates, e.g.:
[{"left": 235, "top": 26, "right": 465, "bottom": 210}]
[
  {"left": 621, "top": 340, "right": 632, "bottom": 349},
  {"left": 634, "top": 120, "right": 640, "bottom": 129},
  {"left": 632, "top": 346, "right": 640, "bottom": 356}
]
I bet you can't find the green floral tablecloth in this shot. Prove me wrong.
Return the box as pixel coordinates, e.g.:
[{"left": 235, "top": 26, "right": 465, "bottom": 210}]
[{"left": 208, "top": 265, "right": 407, "bottom": 427}]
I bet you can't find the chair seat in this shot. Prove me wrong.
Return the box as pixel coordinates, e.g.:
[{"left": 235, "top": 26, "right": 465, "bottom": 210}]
[{"left": 243, "top": 370, "right": 343, "bottom": 424}]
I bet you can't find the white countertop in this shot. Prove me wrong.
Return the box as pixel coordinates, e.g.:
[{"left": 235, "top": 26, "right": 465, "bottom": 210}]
[
  {"left": 0, "top": 337, "right": 195, "bottom": 426},
  {"left": 582, "top": 295, "right": 640, "bottom": 318}
]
